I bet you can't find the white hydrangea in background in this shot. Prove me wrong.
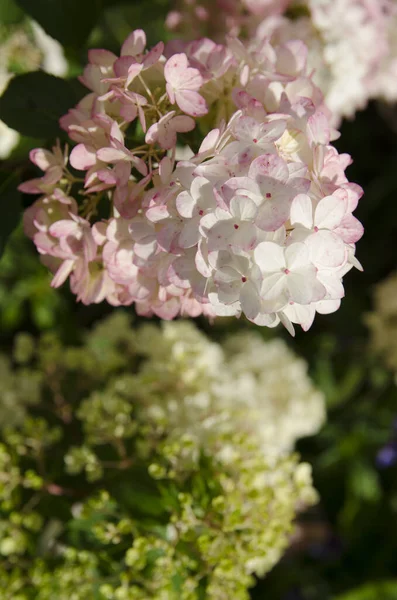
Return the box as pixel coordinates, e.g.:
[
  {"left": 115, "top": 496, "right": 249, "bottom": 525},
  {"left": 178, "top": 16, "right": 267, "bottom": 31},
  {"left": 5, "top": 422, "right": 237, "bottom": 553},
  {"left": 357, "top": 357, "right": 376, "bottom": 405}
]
[
  {"left": 223, "top": 332, "right": 326, "bottom": 453},
  {"left": 0, "top": 72, "right": 19, "bottom": 159},
  {"left": 255, "top": 0, "right": 395, "bottom": 123},
  {"left": 369, "top": 8, "right": 397, "bottom": 103},
  {"left": 134, "top": 319, "right": 326, "bottom": 458}
]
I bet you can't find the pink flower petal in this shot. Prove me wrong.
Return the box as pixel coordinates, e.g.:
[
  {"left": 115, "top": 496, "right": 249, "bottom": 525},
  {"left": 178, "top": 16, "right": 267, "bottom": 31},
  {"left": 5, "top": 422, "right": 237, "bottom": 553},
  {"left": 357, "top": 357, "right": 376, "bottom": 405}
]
[{"left": 121, "top": 29, "right": 146, "bottom": 57}]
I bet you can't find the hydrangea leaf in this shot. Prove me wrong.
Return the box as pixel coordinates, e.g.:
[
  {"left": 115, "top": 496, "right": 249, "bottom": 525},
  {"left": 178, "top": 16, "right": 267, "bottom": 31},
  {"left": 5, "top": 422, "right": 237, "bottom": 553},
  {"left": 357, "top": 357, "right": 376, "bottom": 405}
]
[
  {"left": 15, "top": 0, "right": 103, "bottom": 48},
  {"left": 0, "top": 0, "right": 24, "bottom": 24},
  {"left": 335, "top": 581, "right": 397, "bottom": 600},
  {"left": 0, "top": 72, "right": 84, "bottom": 138}
]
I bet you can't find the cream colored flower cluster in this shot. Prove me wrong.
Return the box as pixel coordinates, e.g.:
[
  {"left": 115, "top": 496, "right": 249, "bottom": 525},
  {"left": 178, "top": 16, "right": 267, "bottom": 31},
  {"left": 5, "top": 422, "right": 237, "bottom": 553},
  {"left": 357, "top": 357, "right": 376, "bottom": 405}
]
[
  {"left": 134, "top": 320, "right": 326, "bottom": 457},
  {"left": 367, "top": 272, "right": 397, "bottom": 376}
]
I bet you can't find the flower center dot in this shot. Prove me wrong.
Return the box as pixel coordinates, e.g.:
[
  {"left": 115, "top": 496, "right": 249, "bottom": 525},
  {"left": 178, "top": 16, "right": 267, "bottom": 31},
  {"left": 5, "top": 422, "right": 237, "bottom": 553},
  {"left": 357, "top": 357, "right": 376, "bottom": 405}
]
[
  {"left": 199, "top": 209, "right": 204, "bottom": 215},
  {"left": 253, "top": 138, "right": 258, "bottom": 143},
  {"left": 266, "top": 193, "right": 271, "bottom": 198},
  {"left": 284, "top": 268, "right": 290, "bottom": 275},
  {"left": 241, "top": 276, "right": 247, "bottom": 283},
  {"left": 314, "top": 226, "right": 319, "bottom": 232},
  {"left": 234, "top": 224, "right": 239, "bottom": 229}
]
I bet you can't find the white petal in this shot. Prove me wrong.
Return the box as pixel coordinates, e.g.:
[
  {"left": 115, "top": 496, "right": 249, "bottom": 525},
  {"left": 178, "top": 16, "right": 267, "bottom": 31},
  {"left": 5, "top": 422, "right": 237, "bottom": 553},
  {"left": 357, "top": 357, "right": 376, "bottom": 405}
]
[
  {"left": 214, "top": 265, "right": 240, "bottom": 284},
  {"left": 240, "top": 281, "right": 261, "bottom": 319},
  {"left": 314, "top": 195, "right": 345, "bottom": 230},
  {"left": 248, "top": 153, "right": 289, "bottom": 183},
  {"left": 285, "top": 242, "right": 310, "bottom": 270},
  {"left": 179, "top": 219, "right": 200, "bottom": 248},
  {"left": 230, "top": 196, "right": 258, "bottom": 221},
  {"left": 260, "top": 272, "right": 288, "bottom": 310},
  {"left": 254, "top": 241, "right": 285, "bottom": 272},
  {"left": 251, "top": 311, "right": 280, "bottom": 327},
  {"left": 283, "top": 303, "right": 315, "bottom": 331},
  {"left": 317, "top": 271, "right": 345, "bottom": 299},
  {"left": 208, "top": 292, "right": 241, "bottom": 315},
  {"left": 286, "top": 271, "right": 318, "bottom": 305},
  {"left": 191, "top": 176, "right": 211, "bottom": 202},
  {"left": 207, "top": 221, "right": 256, "bottom": 251},
  {"left": 176, "top": 191, "right": 195, "bottom": 218},
  {"left": 306, "top": 230, "right": 346, "bottom": 268},
  {"left": 195, "top": 241, "right": 212, "bottom": 277},
  {"left": 315, "top": 298, "right": 341, "bottom": 315},
  {"left": 290, "top": 194, "right": 313, "bottom": 229},
  {"left": 278, "top": 311, "right": 295, "bottom": 336},
  {"left": 256, "top": 191, "right": 292, "bottom": 232}
]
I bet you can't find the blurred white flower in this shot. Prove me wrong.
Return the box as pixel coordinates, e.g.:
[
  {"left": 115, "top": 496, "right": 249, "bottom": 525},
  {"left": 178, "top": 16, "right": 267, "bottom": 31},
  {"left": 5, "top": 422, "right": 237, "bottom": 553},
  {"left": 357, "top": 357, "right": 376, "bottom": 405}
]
[
  {"left": 30, "top": 21, "right": 68, "bottom": 77},
  {"left": 135, "top": 320, "right": 326, "bottom": 457},
  {"left": 0, "top": 20, "right": 68, "bottom": 160}
]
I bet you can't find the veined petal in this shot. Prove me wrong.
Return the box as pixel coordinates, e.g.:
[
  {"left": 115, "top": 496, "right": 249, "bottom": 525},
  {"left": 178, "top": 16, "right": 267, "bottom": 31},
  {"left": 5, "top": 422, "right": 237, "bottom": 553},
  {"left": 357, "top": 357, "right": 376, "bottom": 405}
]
[
  {"left": 248, "top": 153, "right": 289, "bottom": 184},
  {"left": 256, "top": 195, "right": 292, "bottom": 231},
  {"left": 175, "top": 90, "right": 207, "bottom": 117},
  {"left": 306, "top": 230, "right": 346, "bottom": 268},
  {"left": 334, "top": 214, "right": 364, "bottom": 244}
]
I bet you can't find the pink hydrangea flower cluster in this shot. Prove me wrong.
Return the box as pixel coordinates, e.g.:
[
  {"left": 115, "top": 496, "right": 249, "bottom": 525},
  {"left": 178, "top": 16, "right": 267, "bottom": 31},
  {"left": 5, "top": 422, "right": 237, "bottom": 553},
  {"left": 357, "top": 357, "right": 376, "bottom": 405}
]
[{"left": 21, "top": 29, "right": 363, "bottom": 334}]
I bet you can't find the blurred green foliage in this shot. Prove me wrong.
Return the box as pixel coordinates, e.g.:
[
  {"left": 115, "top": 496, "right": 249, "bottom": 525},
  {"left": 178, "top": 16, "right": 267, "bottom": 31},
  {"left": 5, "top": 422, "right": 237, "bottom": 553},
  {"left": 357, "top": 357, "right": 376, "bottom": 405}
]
[
  {"left": 0, "top": 0, "right": 397, "bottom": 598},
  {"left": 0, "top": 229, "right": 70, "bottom": 337}
]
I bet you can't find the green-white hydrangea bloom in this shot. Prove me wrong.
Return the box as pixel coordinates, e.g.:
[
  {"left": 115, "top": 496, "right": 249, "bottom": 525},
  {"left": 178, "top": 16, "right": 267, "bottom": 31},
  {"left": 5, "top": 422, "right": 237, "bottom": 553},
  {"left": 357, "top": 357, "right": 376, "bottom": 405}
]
[{"left": 0, "top": 314, "right": 323, "bottom": 599}]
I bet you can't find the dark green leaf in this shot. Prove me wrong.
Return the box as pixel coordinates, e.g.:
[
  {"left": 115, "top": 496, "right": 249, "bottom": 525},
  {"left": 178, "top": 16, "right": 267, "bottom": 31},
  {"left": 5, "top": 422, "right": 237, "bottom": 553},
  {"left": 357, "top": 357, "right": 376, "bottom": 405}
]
[
  {"left": 0, "top": 170, "right": 21, "bottom": 259},
  {"left": 335, "top": 581, "right": 397, "bottom": 600},
  {"left": 0, "top": 72, "right": 83, "bottom": 138},
  {"left": 15, "top": 0, "right": 103, "bottom": 48},
  {"left": 0, "top": 0, "right": 24, "bottom": 24}
]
